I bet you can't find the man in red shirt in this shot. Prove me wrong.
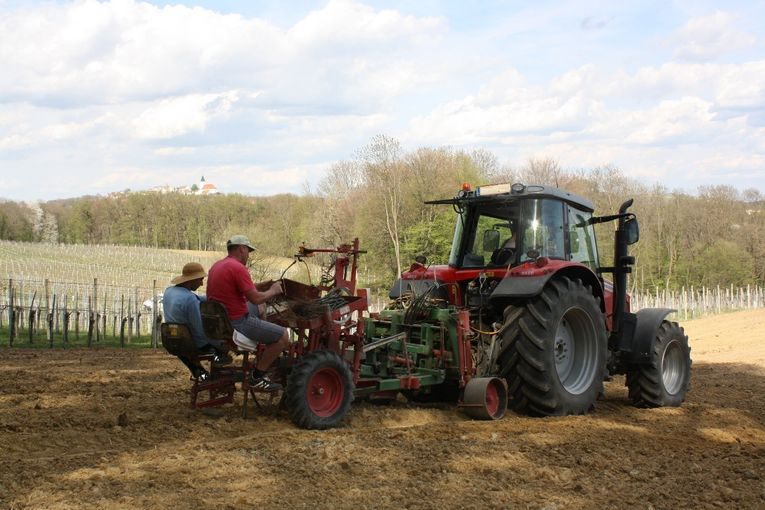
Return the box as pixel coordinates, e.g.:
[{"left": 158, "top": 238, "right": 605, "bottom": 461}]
[{"left": 207, "top": 235, "right": 288, "bottom": 391}]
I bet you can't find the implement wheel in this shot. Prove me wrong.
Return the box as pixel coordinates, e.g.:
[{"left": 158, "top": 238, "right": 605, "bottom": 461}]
[
  {"left": 459, "top": 377, "right": 508, "bottom": 420},
  {"left": 285, "top": 350, "right": 354, "bottom": 429},
  {"left": 497, "top": 276, "right": 607, "bottom": 416},
  {"left": 627, "top": 320, "right": 691, "bottom": 407}
]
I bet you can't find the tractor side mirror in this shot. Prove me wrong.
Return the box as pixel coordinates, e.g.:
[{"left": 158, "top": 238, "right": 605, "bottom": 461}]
[
  {"left": 624, "top": 217, "right": 639, "bottom": 245},
  {"left": 483, "top": 229, "right": 500, "bottom": 251}
]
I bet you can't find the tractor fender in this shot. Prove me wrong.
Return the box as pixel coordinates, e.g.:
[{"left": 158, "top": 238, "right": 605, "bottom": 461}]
[
  {"left": 489, "top": 265, "right": 605, "bottom": 311},
  {"left": 627, "top": 308, "right": 676, "bottom": 364},
  {"left": 489, "top": 272, "right": 553, "bottom": 300}
]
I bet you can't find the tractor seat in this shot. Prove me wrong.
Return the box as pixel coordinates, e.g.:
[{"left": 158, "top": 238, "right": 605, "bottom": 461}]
[{"left": 490, "top": 238, "right": 515, "bottom": 266}]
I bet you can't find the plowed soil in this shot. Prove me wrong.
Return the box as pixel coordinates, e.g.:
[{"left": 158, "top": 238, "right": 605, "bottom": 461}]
[{"left": 2, "top": 310, "right": 764, "bottom": 509}]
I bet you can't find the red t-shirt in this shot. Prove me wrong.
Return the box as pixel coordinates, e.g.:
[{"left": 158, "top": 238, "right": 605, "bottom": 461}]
[{"left": 206, "top": 256, "right": 255, "bottom": 320}]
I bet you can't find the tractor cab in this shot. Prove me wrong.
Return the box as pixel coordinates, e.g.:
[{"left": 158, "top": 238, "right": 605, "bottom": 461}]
[
  {"left": 444, "top": 183, "right": 600, "bottom": 272},
  {"left": 394, "top": 183, "right": 606, "bottom": 316}
]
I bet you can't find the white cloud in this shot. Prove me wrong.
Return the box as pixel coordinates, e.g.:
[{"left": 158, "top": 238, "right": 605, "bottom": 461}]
[
  {"left": 0, "top": 0, "right": 444, "bottom": 111},
  {"left": 716, "top": 60, "right": 765, "bottom": 111},
  {"left": 404, "top": 51, "right": 765, "bottom": 193},
  {"left": 289, "top": 0, "right": 444, "bottom": 46},
  {"left": 153, "top": 146, "right": 197, "bottom": 156},
  {"left": 0, "top": 133, "right": 32, "bottom": 150},
  {"left": 132, "top": 91, "right": 240, "bottom": 139},
  {"left": 622, "top": 97, "right": 715, "bottom": 145},
  {"left": 1, "top": 1, "right": 764, "bottom": 200},
  {"left": 670, "top": 11, "right": 757, "bottom": 62}
]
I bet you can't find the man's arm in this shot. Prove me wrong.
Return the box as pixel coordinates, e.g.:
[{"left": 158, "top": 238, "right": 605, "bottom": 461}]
[
  {"left": 185, "top": 294, "right": 210, "bottom": 348},
  {"left": 244, "top": 281, "right": 283, "bottom": 305}
]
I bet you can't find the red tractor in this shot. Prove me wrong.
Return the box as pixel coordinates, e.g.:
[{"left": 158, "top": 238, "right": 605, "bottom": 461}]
[
  {"left": 168, "top": 182, "right": 691, "bottom": 428},
  {"left": 389, "top": 182, "right": 692, "bottom": 416}
]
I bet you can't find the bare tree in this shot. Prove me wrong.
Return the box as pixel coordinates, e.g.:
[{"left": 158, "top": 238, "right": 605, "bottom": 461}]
[
  {"left": 520, "top": 158, "right": 563, "bottom": 187},
  {"left": 359, "top": 135, "right": 405, "bottom": 277}
]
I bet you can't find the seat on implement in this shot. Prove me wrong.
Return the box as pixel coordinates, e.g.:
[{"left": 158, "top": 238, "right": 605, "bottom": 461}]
[
  {"left": 161, "top": 322, "right": 239, "bottom": 410},
  {"left": 202, "top": 300, "right": 280, "bottom": 416},
  {"left": 161, "top": 301, "right": 279, "bottom": 418}
]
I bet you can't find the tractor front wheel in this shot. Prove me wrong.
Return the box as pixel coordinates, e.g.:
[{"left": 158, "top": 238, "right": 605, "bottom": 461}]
[
  {"left": 626, "top": 320, "right": 691, "bottom": 407},
  {"left": 497, "top": 276, "right": 607, "bottom": 416},
  {"left": 284, "top": 350, "right": 354, "bottom": 429}
]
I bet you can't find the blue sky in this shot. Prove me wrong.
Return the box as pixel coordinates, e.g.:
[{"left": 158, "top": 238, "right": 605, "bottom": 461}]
[{"left": 1, "top": 0, "right": 764, "bottom": 201}]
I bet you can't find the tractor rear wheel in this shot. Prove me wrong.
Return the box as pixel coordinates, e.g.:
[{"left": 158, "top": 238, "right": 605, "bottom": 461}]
[
  {"left": 497, "top": 276, "right": 607, "bottom": 416},
  {"left": 626, "top": 320, "right": 691, "bottom": 407},
  {"left": 284, "top": 350, "right": 354, "bottom": 429}
]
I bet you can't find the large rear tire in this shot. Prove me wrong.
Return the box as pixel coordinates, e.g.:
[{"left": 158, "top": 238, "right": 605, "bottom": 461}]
[
  {"left": 496, "top": 277, "right": 607, "bottom": 416},
  {"left": 626, "top": 320, "right": 691, "bottom": 407},
  {"left": 284, "top": 350, "right": 354, "bottom": 429}
]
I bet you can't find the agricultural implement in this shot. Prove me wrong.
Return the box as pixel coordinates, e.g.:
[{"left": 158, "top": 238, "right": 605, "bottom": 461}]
[{"left": 165, "top": 182, "right": 692, "bottom": 430}]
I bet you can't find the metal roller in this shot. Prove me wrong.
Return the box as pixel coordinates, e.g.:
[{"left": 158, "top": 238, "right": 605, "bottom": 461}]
[{"left": 458, "top": 377, "right": 508, "bottom": 420}]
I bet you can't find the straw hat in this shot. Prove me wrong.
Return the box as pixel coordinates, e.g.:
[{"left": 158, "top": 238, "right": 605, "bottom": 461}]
[{"left": 171, "top": 262, "right": 207, "bottom": 285}]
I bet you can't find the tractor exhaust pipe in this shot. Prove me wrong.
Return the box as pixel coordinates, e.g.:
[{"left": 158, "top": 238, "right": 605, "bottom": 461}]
[{"left": 611, "top": 198, "right": 634, "bottom": 338}]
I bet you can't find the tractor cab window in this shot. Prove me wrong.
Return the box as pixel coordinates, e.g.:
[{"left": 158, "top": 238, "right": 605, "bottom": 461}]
[
  {"left": 457, "top": 205, "right": 518, "bottom": 268},
  {"left": 519, "top": 199, "right": 565, "bottom": 262},
  {"left": 567, "top": 207, "right": 599, "bottom": 270}
]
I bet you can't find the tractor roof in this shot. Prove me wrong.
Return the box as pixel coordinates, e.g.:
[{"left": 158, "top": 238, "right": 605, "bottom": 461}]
[{"left": 425, "top": 183, "right": 595, "bottom": 213}]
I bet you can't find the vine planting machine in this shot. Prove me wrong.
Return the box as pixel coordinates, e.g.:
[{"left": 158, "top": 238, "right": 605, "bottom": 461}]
[{"left": 206, "top": 183, "right": 693, "bottom": 429}]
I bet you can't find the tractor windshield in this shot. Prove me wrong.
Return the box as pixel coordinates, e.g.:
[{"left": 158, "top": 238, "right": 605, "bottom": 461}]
[{"left": 518, "top": 199, "right": 565, "bottom": 262}]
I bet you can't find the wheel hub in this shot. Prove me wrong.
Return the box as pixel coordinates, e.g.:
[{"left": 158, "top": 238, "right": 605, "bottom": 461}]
[
  {"left": 554, "top": 319, "right": 575, "bottom": 382},
  {"left": 553, "top": 307, "right": 599, "bottom": 395},
  {"left": 661, "top": 340, "right": 685, "bottom": 395},
  {"left": 306, "top": 367, "right": 344, "bottom": 418}
]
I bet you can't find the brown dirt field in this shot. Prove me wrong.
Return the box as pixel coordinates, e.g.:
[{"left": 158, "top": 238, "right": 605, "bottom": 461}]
[{"left": 2, "top": 310, "right": 764, "bottom": 510}]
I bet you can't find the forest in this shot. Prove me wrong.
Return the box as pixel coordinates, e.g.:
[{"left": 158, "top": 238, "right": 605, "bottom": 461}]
[{"left": 1, "top": 135, "right": 763, "bottom": 293}]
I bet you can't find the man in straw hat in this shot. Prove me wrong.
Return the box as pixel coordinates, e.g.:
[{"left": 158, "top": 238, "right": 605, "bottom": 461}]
[
  {"left": 207, "top": 235, "right": 288, "bottom": 391},
  {"left": 163, "top": 262, "right": 231, "bottom": 380}
]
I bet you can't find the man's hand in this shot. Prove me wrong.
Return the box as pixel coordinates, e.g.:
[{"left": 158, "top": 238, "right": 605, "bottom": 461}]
[
  {"left": 246, "top": 280, "right": 284, "bottom": 306},
  {"left": 268, "top": 280, "right": 284, "bottom": 298},
  {"left": 255, "top": 280, "right": 274, "bottom": 292}
]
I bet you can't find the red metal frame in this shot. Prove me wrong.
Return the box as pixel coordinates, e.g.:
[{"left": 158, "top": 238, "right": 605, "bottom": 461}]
[
  {"left": 267, "top": 239, "right": 369, "bottom": 384},
  {"left": 296, "top": 238, "right": 365, "bottom": 294},
  {"left": 456, "top": 309, "right": 474, "bottom": 387}
]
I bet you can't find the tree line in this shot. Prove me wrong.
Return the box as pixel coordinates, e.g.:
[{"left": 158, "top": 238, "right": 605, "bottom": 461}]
[{"left": 2, "top": 135, "right": 763, "bottom": 292}]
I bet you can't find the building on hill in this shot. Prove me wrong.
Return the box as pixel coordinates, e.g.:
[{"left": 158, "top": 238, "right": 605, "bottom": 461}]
[
  {"left": 195, "top": 176, "right": 221, "bottom": 196},
  {"left": 144, "top": 176, "right": 221, "bottom": 195}
]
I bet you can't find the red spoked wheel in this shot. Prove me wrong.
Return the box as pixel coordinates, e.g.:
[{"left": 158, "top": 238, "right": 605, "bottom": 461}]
[
  {"left": 459, "top": 377, "right": 508, "bottom": 420},
  {"left": 285, "top": 350, "right": 354, "bottom": 429},
  {"left": 307, "top": 367, "right": 345, "bottom": 417}
]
